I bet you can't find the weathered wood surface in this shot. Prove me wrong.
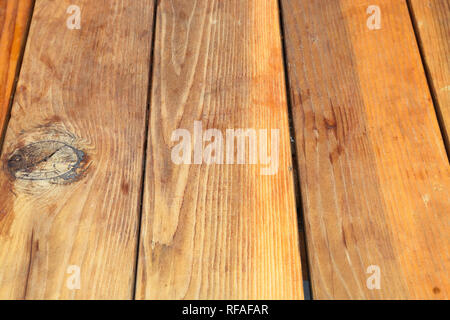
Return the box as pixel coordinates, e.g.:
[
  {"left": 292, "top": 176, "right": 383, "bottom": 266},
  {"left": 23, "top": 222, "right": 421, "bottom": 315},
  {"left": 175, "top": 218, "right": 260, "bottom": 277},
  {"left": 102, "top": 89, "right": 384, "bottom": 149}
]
[
  {"left": 281, "top": 0, "right": 449, "bottom": 299},
  {"left": 1, "top": 0, "right": 448, "bottom": 301},
  {"left": 136, "top": 0, "right": 304, "bottom": 299},
  {"left": 409, "top": 0, "right": 450, "bottom": 148},
  {"left": 0, "top": 0, "right": 33, "bottom": 145},
  {"left": 0, "top": 0, "right": 155, "bottom": 299}
]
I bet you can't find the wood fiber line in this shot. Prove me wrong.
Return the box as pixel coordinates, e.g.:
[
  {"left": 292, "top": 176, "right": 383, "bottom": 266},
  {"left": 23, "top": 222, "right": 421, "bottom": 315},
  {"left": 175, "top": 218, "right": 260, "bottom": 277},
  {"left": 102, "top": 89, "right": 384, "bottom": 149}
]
[
  {"left": 136, "top": 0, "right": 304, "bottom": 299},
  {"left": 281, "top": 0, "right": 449, "bottom": 299},
  {"left": 0, "top": 0, "right": 33, "bottom": 147},
  {"left": 409, "top": 0, "right": 450, "bottom": 151},
  {"left": 0, "top": 0, "right": 155, "bottom": 299}
]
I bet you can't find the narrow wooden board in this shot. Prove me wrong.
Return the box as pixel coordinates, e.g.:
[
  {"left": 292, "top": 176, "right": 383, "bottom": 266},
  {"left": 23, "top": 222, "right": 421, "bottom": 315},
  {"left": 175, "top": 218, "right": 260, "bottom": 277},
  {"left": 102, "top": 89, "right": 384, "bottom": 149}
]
[
  {"left": 281, "top": 0, "right": 449, "bottom": 299},
  {"left": 136, "top": 0, "right": 304, "bottom": 299},
  {"left": 409, "top": 0, "right": 450, "bottom": 149},
  {"left": 0, "top": 0, "right": 33, "bottom": 145},
  {"left": 0, "top": 0, "right": 155, "bottom": 299}
]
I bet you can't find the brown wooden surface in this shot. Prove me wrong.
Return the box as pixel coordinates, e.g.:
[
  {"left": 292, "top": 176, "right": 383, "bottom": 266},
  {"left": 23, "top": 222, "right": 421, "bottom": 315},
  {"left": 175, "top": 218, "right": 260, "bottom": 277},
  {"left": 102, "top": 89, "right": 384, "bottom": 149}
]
[
  {"left": 0, "top": 0, "right": 33, "bottom": 145},
  {"left": 0, "top": 0, "right": 155, "bottom": 299},
  {"left": 0, "top": 0, "right": 448, "bottom": 301},
  {"left": 136, "top": 0, "right": 304, "bottom": 299},
  {"left": 280, "top": 0, "right": 449, "bottom": 299},
  {"left": 409, "top": 0, "right": 450, "bottom": 149}
]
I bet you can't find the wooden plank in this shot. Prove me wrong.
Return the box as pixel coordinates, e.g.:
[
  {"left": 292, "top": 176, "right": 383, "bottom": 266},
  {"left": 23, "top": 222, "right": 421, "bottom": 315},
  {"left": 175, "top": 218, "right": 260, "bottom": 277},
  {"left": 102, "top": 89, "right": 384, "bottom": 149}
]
[
  {"left": 0, "top": 0, "right": 155, "bottom": 299},
  {"left": 136, "top": 0, "right": 304, "bottom": 299},
  {"left": 409, "top": 0, "right": 450, "bottom": 149},
  {"left": 281, "top": 0, "right": 449, "bottom": 299},
  {"left": 0, "top": 0, "right": 33, "bottom": 145}
]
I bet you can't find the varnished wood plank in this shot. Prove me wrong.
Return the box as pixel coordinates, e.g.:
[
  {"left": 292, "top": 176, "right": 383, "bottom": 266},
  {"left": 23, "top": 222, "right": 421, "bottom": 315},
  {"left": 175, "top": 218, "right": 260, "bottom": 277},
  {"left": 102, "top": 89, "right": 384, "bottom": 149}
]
[
  {"left": 0, "top": 0, "right": 155, "bottom": 299},
  {"left": 136, "top": 0, "right": 304, "bottom": 299},
  {"left": 0, "top": 0, "right": 33, "bottom": 145},
  {"left": 409, "top": 0, "right": 450, "bottom": 149},
  {"left": 281, "top": 0, "right": 449, "bottom": 299}
]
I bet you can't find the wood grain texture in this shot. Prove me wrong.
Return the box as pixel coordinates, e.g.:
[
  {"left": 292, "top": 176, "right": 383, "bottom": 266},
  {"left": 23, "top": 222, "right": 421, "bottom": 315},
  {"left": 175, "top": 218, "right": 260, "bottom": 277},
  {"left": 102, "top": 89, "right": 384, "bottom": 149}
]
[
  {"left": 136, "top": 0, "right": 304, "bottom": 299},
  {"left": 281, "top": 0, "right": 449, "bottom": 299},
  {"left": 0, "top": 0, "right": 33, "bottom": 144},
  {"left": 409, "top": 0, "right": 450, "bottom": 148},
  {"left": 0, "top": 0, "right": 155, "bottom": 299}
]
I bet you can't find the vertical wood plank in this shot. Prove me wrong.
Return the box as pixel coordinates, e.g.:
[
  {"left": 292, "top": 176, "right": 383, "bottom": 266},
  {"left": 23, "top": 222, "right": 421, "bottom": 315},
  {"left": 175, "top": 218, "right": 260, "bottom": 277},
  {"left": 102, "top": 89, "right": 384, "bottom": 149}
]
[
  {"left": 281, "top": 0, "right": 449, "bottom": 299},
  {"left": 0, "top": 0, "right": 33, "bottom": 145},
  {"left": 136, "top": 0, "right": 304, "bottom": 299},
  {"left": 0, "top": 0, "right": 155, "bottom": 299},
  {"left": 409, "top": 0, "right": 450, "bottom": 149}
]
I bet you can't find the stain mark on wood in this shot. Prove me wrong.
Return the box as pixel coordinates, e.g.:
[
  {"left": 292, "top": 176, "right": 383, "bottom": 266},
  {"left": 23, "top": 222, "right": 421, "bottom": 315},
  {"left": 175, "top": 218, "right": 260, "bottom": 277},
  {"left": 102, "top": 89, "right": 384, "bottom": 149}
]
[{"left": 121, "top": 181, "right": 129, "bottom": 195}]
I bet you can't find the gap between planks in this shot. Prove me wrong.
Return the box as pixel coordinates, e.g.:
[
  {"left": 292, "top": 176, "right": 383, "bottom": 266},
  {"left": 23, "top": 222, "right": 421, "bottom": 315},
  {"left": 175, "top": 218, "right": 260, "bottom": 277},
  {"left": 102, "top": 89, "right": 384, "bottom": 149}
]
[
  {"left": 277, "top": 0, "right": 313, "bottom": 299},
  {"left": 132, "top": 0, "right": 159, "bottom": 300}
]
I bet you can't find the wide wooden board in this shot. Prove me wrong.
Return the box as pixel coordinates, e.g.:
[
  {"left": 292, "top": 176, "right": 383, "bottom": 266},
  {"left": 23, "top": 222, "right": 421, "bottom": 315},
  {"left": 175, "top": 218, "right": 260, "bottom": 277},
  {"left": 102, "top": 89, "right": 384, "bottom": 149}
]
[
  {"left": 136, "top": 0, "right": 304, "bottom": 299},
  {"left": 0, "top": 0, "right": 155, "bottom": 299},
  {"left": 281, "top": 0, "right": 449, "bottom": 299}
]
